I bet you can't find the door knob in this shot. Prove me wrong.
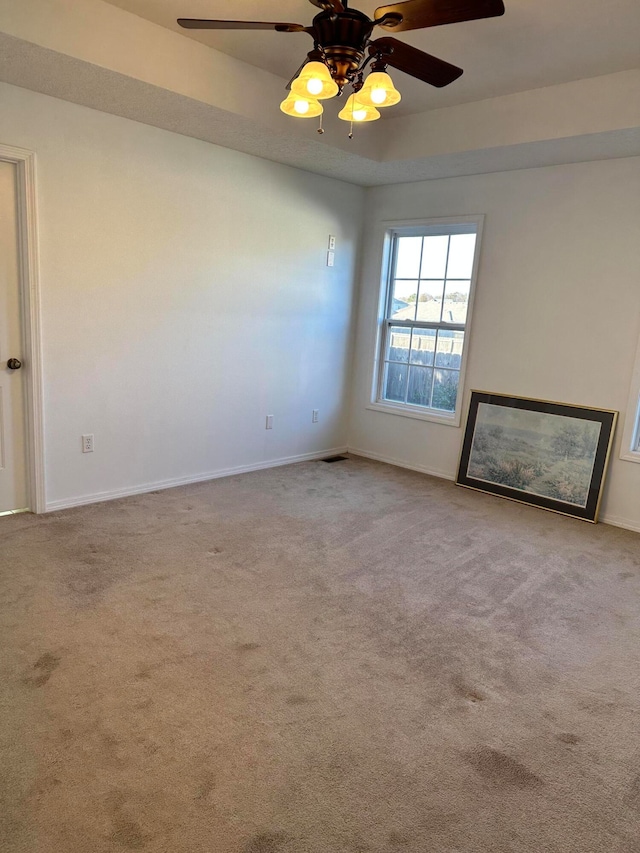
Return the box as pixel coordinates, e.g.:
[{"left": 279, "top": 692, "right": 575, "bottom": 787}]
[{"left": 7, "top": 358, "right": 22, "bottom": 370}]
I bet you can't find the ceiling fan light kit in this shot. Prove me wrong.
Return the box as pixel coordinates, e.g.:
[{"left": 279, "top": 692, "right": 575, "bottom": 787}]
[
  {"left": 337, "top": 93, "right": 381, "bottom": 122},
  {"left": 290, "top": 59, "right": 340, "bottom": 99},
  {"left": 357, "top": 69, "right": 402, "bottom": 107},
  {"left": 178, "top": 0, "right": 505, "bottom": 135},
  {"left": 280, "top": 91, "right": 324, "bottom": 117}
]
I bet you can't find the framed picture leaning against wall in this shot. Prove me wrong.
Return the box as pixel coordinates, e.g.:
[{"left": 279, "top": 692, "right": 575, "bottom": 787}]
[{"left": 456, "top": 391, "right": 618, "bottom": 522}]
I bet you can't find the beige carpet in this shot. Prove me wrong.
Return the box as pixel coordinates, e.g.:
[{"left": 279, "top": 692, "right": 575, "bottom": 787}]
[{"left": 2, "top": 456, "right": 640, "bottom": 853}]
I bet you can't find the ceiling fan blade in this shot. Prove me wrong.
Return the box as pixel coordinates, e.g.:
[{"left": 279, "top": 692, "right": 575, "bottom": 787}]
[
  {"left": 308, "top": 0, "right": 346, "bottom": 11},
  {"left": 369, "top": 37, "right": 463, "bottom": 87},
  {"left": 177, "top": 19, "right": 308, "bottom": 33},
  {"left": 374, "top": 0, "right": 505, "bottom": 32}
]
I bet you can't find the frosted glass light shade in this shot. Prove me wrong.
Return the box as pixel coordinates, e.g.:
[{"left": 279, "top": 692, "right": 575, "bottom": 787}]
[
  {"left": 358, "top": 71, "right": 401, "bottom": 107},
  {"left": 291, "top": 61, "right": 339, "bottom": 100},
  {"left": 280, "top": 93, "right": 323, "bottom": 118},
  {"left": 337, "top": 94, "right": 381, "bottom": 122}
]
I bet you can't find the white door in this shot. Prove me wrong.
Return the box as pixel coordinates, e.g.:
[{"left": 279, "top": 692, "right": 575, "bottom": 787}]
[{"left": 0, "top": 160, "right": 28, "bottom": 512}]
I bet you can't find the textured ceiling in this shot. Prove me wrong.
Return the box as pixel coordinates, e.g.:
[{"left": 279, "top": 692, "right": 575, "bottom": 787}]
[{"left": 103, "top": 0, "right": 640, "bottom": 117}]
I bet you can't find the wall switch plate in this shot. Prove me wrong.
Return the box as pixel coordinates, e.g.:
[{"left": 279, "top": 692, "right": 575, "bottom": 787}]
[
  {"left": 326, "top": 251, "right": 335, "bottom": 267},
  {"left": 265, "top": 415, "right": 274, "bottom": 430},
  {"left": 328, "top": 235, "right": 336, "bottom": 250},
  {"left": 82, "top": 434, "right": 94, "bottom": 453},
  {"left": 312, "top": 409, "right": 319, "bottom": 423}
]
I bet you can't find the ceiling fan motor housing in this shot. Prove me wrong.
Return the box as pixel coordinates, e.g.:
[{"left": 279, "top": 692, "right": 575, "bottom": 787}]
[{"left": 313, "top": 9, "right": 374, "bottom": 88}]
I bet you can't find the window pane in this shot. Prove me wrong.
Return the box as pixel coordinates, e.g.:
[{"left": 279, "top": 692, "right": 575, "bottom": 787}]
[
  {"left": 420, "top": 235, "right": 449, "bottom": 278},
  {"left": 435, "top": 330, "right": 464, "bottom": 369},
  {"left": 415, "top": 279, "right": 444, "bottom": 322},
  {"left": 432, "top": 369, "right": 459, "bottom": 412},
  {"left": 387, "top": 326, "right": 411, "bottom": 362},
  {"left": 632, "top": 396, "right": 640, "bottom": 451},
  {"left": 409, "top": 328, "right": 436, "bottom": 365},
  {"left": 446, "top": 233, "right": 476, "bottom": 279},
  {"left": 415, "top": 294, "right": 443, "bottom": 321},
  {"left": 384, "top": 362, "right": 408, "bottom": 402},
  {"left": 407, "top": 365, "right": 433, "bottom": 407},
  {"left": 442, "top": 280, "right": 470, "bottom": 324},
  {"left": 390, "top": 280, "right": 418, "bottom": 320},
  {"left": 395, "top": 236, "right": 422, "bottom": 278}
]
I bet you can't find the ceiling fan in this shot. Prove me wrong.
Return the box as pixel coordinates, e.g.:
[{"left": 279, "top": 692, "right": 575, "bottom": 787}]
[{"left": 178, "top": 0, "right": 505, "bottom": 128}]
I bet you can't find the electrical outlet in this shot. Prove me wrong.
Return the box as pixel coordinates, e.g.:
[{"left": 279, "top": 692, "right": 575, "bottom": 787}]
[
  {"left": 326, "top": 251, "right": 335, "bottom": 267},
  {"left": 82, "top": 434, "right": 94, "bottom": 453},
  {"left": 312, "top": 409, "right": 319, "bottom": 423},
  {"left": 265, "top": 415, "right": 274, "bottom": 430},
  {"left": 328, "top": 235, "right": 336, "bottom": 250}
]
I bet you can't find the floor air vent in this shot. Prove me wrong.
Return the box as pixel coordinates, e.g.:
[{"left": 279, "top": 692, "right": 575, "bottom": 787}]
[{"left": 322, "top": 455, "right": 348, "bottom": 463}]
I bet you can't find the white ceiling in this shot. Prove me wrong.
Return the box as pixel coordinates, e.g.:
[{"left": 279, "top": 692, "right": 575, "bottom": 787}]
[
  {"left": 1, "top": 0, "right": 638, "bottom": 186},
  {"left": 103, "top": 0, "right": 640, "bottom": 117}
]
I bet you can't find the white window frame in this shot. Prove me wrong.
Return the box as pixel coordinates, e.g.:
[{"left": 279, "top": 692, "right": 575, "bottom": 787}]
[
  {"left": 368, "top": 215, "right": 484, "bottom": 427},
  {"left": 619, "top": 330, "right": 640, "bottom": 463}
]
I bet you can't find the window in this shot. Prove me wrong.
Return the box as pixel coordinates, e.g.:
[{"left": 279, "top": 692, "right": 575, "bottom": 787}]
[
  {"left": 632, "top": 409, "right": 640, "bottom": 453},
  {"left": 620, "top": 332, "right": 640, "bottom": 463},
  {"left": 372, "top": 218, "right": 483, "bottom": 424}
]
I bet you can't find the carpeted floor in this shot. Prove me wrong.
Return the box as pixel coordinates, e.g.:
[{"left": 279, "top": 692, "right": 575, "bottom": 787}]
[{"left": 2, "top": 456, "right": 640, "bottom": 853}]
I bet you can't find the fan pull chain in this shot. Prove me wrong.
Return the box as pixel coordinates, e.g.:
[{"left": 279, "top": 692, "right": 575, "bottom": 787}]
[
  {"left": 348, "top": 120, "right": 354, "bottom": 140},
  {"left": 317, "top": 112, "right": 324, "bottom": 135}
]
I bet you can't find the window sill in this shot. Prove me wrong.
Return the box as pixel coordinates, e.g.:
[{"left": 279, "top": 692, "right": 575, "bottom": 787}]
[
  {"left": 366, "top": 400, "right": 461, "bottom": 427},
  {"left": 619, "top": 449, "right": 640, "bottom": 465}
]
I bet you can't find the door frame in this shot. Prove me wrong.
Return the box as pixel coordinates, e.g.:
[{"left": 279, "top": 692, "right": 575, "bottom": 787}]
[{"left": 0, "top": 144, "right": 45, "bottom": 513}]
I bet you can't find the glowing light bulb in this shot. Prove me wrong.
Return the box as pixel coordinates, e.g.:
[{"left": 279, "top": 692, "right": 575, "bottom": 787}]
[
  {"left": 280, "top": 92, "right": 323, "bottom": 118},
  {"left": 357, "top": 71, "right": 401, "bottom": 108},
  {"left": 291, "top": 60, "right": 339, "bottom": 100},
  {"left": 306, "top": 78, "right": 324, "bottom": 96},
  {"left": 338, "top": 94, "right": 380, "bottom": 122},
  {"left": 370, "top": 87, "right": 387, "bottom": 105}
]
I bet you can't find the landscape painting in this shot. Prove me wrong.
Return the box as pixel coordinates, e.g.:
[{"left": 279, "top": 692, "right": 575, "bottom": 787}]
[{"left": 456, "top": 392, "right": 618, "bottom": 522}]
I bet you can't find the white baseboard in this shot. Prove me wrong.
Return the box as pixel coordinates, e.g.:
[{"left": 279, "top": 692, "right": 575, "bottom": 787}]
[
  {"left": 45, "top": 446, "right": 348, "bottom": 512},
  {"left": 347, "top": 446, "right": 455, "bottom": 482},
  {"left": 349, "top": 447, "right": 640, "bottom": 535},
  {"left": 599, "top": 513, "right": 640, "bottom": 534},
  {"left": 43, "top": 446, "right": 640, "bottom": 536}
]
